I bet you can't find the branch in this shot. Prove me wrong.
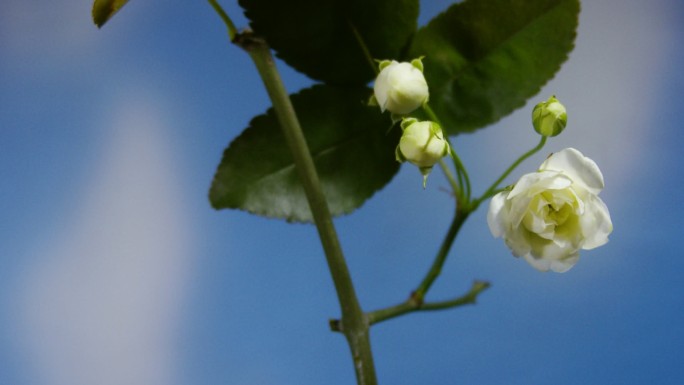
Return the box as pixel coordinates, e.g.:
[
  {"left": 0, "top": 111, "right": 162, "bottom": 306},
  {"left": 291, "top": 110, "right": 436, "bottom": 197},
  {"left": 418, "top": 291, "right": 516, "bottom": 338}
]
[
  {"left": 237, "top": 32, "right": 377, "bottom": 385},
  {"left": 331, "top": 281, "right": 491, "bottom": 331}
]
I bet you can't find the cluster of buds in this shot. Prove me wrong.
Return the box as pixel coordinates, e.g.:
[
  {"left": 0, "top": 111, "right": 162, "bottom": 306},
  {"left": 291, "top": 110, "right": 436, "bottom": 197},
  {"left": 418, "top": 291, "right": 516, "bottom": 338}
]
[
  {"left": 372, "top": 58, "right": 448, "bottom": 187},
  {"left": 371, "top": 58, "right": 569, "bottom": 189}
]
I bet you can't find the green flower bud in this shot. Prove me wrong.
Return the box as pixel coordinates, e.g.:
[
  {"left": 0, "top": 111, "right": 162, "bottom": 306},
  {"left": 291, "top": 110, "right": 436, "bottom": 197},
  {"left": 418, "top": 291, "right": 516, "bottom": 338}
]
[
  {"left": 532, "top": 95, "right": 567, "bottom": 137},
  {"left": 396, "top": 118, "right": 450, "bottom": 187},
  {"left": 373, "top": 59, "right": 429, "bottom": 115}
]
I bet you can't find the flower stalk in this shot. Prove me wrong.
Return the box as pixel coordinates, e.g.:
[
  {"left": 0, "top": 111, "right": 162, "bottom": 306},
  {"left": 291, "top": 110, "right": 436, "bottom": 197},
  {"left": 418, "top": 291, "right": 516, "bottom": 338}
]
[
  {"left": 210, "top": 4, "right": 378, "bottom": 383},
  {"left": 423, "top": 104, "right": 472, "bottom": 203},
  {"left": 475, "top": 136, "right": 547, "bottom": 207},
  {"left": 413, "top": 207, "right": 471, "bottom": 301},
  {"left": 208, "top": 0, "right": 237, "bottom": 40},
  {"left": 238, "top": 32, "right": 377, "bottom": 385}
]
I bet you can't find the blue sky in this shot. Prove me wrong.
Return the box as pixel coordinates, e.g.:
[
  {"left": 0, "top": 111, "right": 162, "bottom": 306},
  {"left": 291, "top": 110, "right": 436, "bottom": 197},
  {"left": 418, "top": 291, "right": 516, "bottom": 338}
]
[{"left": 1, "top": 1, "right": 683, "bottom": 384}]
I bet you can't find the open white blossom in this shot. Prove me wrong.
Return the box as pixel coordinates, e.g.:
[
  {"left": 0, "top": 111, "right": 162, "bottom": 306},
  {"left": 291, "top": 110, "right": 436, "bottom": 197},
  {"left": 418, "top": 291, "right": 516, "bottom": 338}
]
[
  {"left": 373, "top": 59, "right": 429, "bottom": 115},
  {"left": 487, "top": 148, "right": 613, "bottom": 272}
]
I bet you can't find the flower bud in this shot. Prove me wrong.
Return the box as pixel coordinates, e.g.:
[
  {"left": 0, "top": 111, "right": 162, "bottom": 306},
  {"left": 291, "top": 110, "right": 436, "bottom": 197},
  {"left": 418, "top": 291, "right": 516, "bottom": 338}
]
[
  {"left": 373, "top": 58, "right": 429, "bottom": 115},
  {"left": 532, "top": 95, "right": 567, "bottom": 137},
  {"left": 396, "top": 118, "right": 450, "bottom": 187}
]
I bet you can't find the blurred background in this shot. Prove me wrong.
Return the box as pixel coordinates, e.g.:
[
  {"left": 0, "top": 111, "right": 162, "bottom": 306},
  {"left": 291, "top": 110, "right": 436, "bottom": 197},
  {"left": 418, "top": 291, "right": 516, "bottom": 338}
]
[{"left": 1, "top": 0, "right": 683, "bottom": 384}]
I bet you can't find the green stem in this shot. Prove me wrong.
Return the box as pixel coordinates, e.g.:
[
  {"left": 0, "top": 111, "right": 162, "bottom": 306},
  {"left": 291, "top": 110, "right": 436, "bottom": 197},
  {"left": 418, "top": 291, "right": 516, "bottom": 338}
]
[
  {"left": 423, "top": 104, "right": 472, "bottom": 203},
  {"left": 475, "top": 136, "right": 547, "bottom": 206},
  {"left": 348, "top": 21, "right": 378, "bottom": 75},
  {"left": 365, "top": 281, "right": 490, "bottom": 326},
  {"left": 239, "top": 33, "right": 377, "bottom": 385},
  {"left": 450, "top": 146, "right": 470, "bottom": 202},
  {"left": 438, "top": 159, "right": 461, "bottom": 198},
  {"left": 209, "top": 2, "right": 377, "bottom": 381},
  {"left": 208, "top": 0, "right": 238, "bottom": 40},
  {"left": 413, "top": 207, "right": 470, "bottom": 302},
  {"left": 420, "top": 281, "right": 490, "bottom": 310}
]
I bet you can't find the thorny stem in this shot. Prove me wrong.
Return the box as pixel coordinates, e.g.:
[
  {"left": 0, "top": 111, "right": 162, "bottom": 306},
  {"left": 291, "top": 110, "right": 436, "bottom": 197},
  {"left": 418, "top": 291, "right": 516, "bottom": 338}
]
[{"left": 209, "top": 3, "right": 377, "bottom": 385}]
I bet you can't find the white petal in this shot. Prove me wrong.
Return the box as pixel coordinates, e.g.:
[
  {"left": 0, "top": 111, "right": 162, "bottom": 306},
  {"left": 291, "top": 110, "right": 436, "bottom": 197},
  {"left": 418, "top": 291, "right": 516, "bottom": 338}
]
[
  {"left": 380, "top": 62, "right": 428, "bottom": 115},
  {"left": 580, "top": 195, "right": 613, "bottom": 249},
  {"left": 508, "top": 172, "right": 542, "bottom": 199},
  {"left": 487, "top": 192, "right": 509, "bottom": 238},
  {"left": 504, "top": 228, "right": 532, "bottom": 257},
  {"left": 508, "top": 194, "right": 532, "bottom": 228},
  {"left": 548, "top": 253, "right": 580, "bottom": 273},
  {"left": 524, "top": 247, "right": 579, "bottom": 273},
  {"left": 526, "top": 174, "right": 573, "bottom": 197},
  {"left": 522, "top": 198, "right": 554, "bottom": 236},
  {"left": 523, "top": 254, "right": 553, "bottom": 272},
  {"left": 508, "top": 171, "right": 571, "bottom": 199},
  {"left": 373, "top": 62, "right": 397, "bottom": 112},
  {"left": 540, "top": 148, "right": 604, "bottom": 195}
]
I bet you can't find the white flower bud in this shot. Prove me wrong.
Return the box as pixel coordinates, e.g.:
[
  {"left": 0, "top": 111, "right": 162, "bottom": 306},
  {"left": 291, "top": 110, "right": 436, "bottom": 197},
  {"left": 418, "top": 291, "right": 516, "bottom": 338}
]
[
  {"left": 532, "top": 95, "right": 567, "bottom": 137},
  {"left": 373, "top": 59, "right": 429, "bottom": 115},
  {"left": 396, "top": 118, "right": 450, "bottom": 187}
]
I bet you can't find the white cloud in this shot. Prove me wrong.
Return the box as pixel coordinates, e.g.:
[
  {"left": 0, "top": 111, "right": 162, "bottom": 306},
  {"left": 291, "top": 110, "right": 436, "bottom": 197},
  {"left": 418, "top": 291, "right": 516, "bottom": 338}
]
[
  {"left": 14, "top": 93, "right": 193, "bottom": 385},
  {"left": 0, "top": 0, "right": 149, "bottom": 70},
  {"left": 1, "top": 0, "right": 95, "bottom": 57}
]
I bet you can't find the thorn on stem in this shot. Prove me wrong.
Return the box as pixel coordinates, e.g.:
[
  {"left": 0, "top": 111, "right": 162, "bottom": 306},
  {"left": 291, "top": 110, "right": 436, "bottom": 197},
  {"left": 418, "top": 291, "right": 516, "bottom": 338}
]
[{"left": 329, "top": 319, "right": 342, "bottom": 332}]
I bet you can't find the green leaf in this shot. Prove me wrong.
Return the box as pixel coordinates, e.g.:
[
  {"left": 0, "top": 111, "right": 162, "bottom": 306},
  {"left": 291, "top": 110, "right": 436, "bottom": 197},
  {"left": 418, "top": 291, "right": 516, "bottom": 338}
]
[
  {"left": 209, "top": 85, "right": 401, "bottom": 222},
  {"left": 92, "top": 0, "right": 130, "bottom": 28},
  {"left": 409, "top": 0, "right": 580, "bottom": 135},
  {"left": 238, "top": 0, "right": 419, "bottom": 85}
]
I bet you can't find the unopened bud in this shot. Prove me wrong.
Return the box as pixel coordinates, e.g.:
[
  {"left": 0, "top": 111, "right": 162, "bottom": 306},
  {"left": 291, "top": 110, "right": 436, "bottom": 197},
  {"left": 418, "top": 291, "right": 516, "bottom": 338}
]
[
  {"left": 373, "top": 58, "right": 429, "bottom": 115},
  {"left": 532, "top": 95, "right": 567, "bottom": 137},
  {"left": 396, "top": 118, "right": 450, "bottom": 187}
]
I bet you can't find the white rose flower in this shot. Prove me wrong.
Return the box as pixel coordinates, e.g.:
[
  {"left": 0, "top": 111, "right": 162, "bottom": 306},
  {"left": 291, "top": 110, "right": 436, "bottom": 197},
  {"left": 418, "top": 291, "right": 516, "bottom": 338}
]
[
  {"left": 487, "top": 148, "right": 613, "bottom": 272},
  {"left": 373, "top": 59, "right": 429, "bottom": 115}
]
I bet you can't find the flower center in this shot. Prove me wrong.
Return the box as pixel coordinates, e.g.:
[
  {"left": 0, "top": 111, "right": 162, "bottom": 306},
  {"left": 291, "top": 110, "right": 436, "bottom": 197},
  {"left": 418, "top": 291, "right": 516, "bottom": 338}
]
[
  {"left": 521, "top": 189, "right": 580, "bottom": 240},
  {"left": 547, "top": 202, "right": 572, "bottom": 226}
]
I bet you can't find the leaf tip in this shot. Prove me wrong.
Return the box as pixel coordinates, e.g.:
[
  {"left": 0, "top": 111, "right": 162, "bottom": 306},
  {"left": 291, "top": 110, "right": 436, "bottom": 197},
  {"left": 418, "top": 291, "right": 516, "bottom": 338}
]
[{"left": 92, "top": 0, "right": 130, "bottom": 28}]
